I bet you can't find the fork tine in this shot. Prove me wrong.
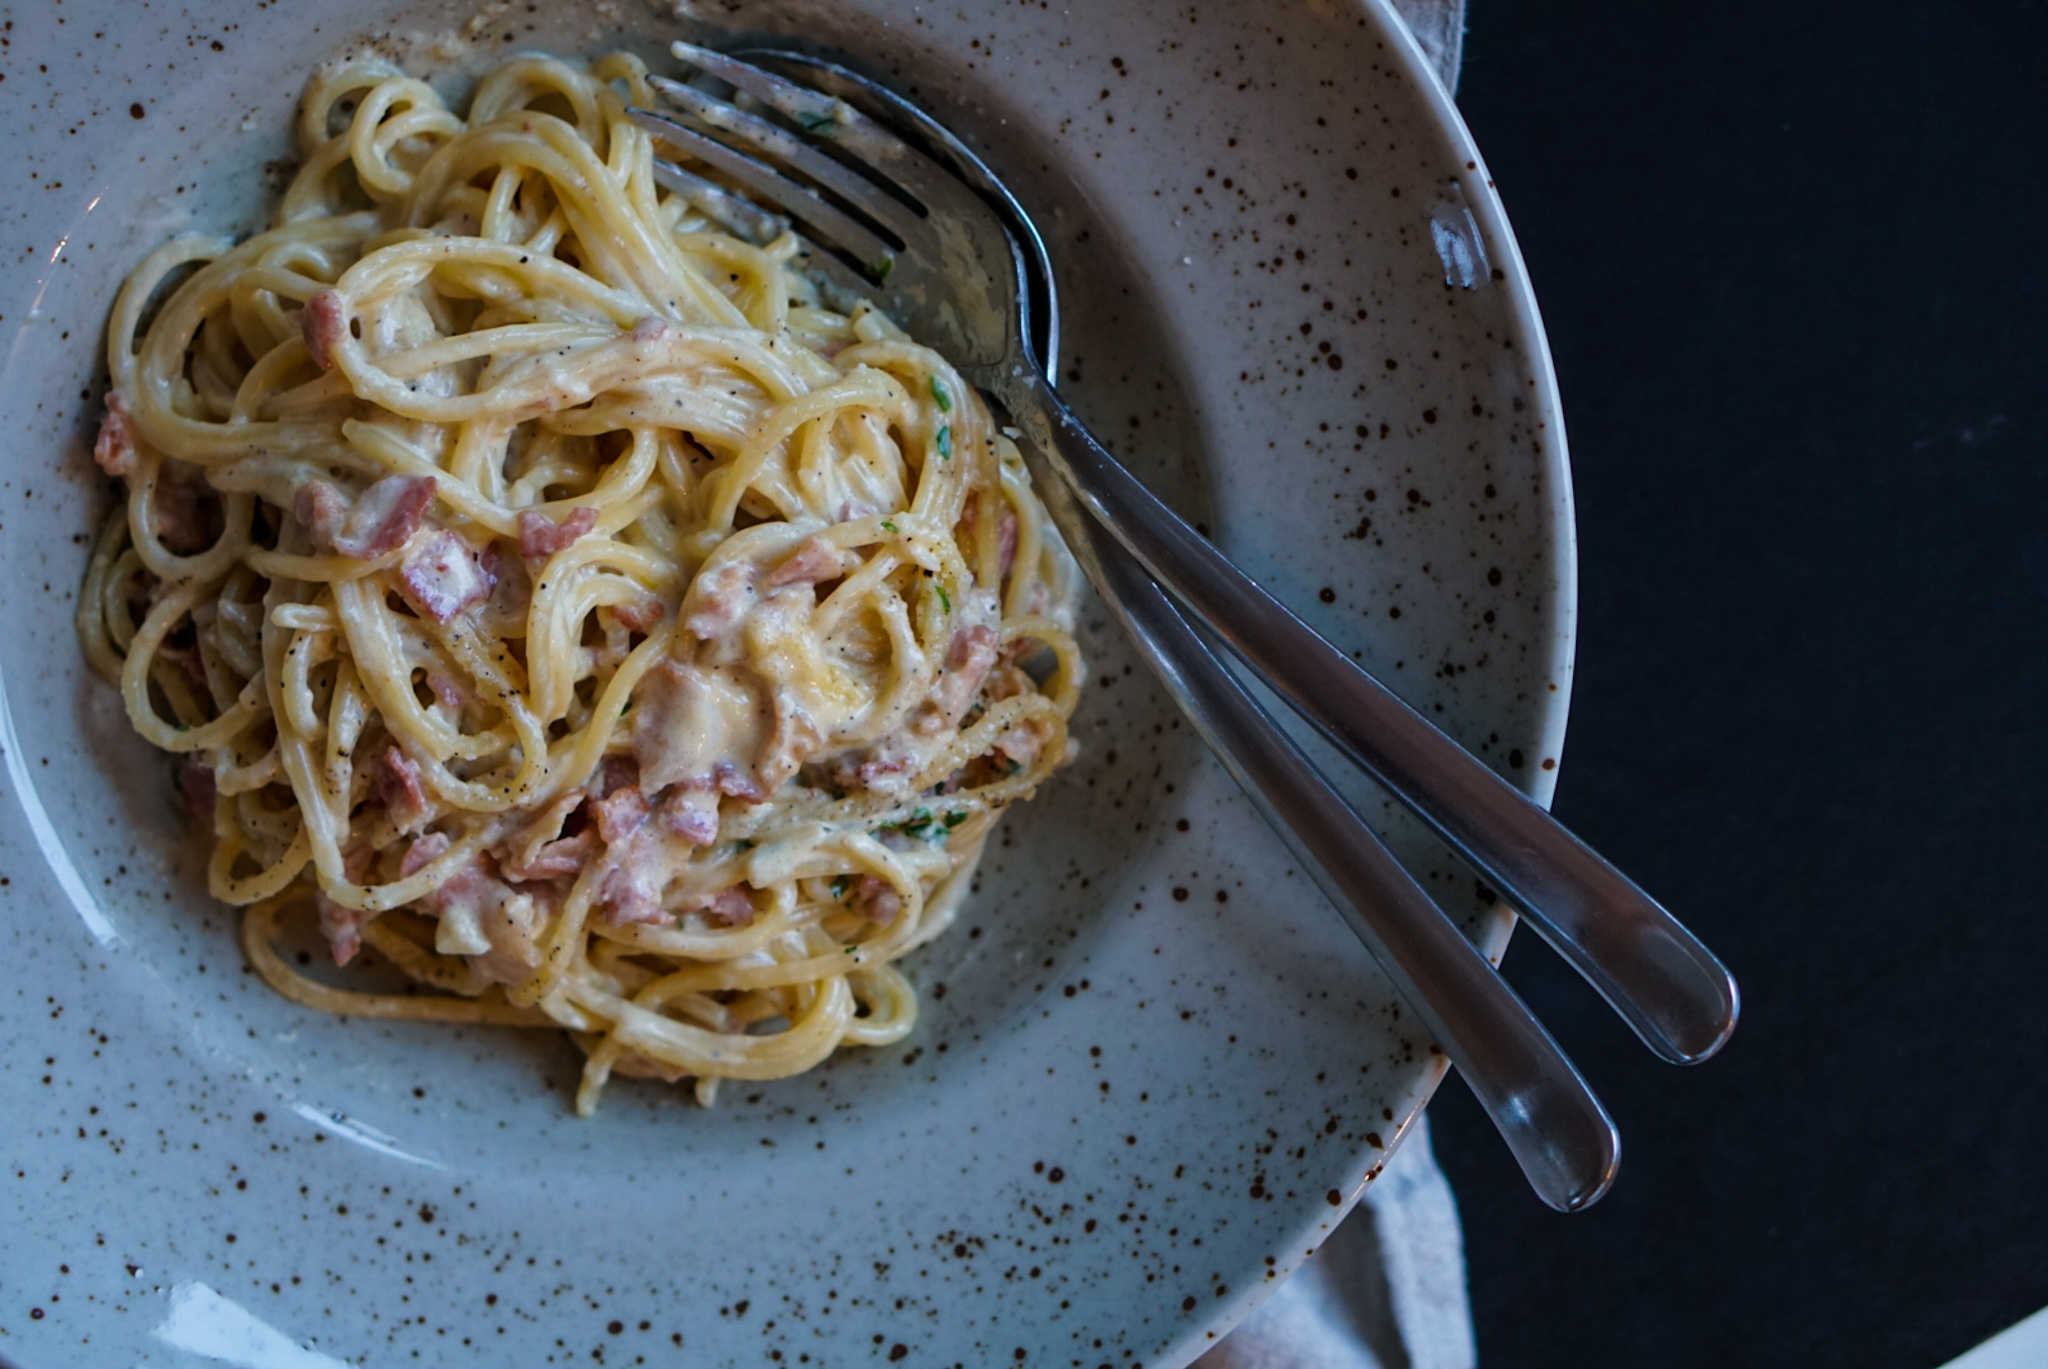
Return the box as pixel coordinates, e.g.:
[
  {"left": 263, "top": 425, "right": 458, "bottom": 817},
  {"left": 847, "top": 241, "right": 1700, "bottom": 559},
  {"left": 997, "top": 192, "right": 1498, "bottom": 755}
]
[
  {"left": 669, "top": 42, "right": 976, "bottom": 224},
  {"left": 646, "top": 74, "right": 929, "bottom": 247},
  {"left": 649, "top": 157, "right": 790, "bottom": 244},
  {"left": 627, "top": 107, "right": 898, "bottom": 275}
]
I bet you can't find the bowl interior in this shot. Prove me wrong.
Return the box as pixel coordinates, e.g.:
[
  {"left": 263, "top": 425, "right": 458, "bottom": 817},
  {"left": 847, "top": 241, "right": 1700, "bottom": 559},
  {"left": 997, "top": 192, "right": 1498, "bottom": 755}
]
[{"left": 0, "top": 2, "right": 1571, "bottom": 1365}]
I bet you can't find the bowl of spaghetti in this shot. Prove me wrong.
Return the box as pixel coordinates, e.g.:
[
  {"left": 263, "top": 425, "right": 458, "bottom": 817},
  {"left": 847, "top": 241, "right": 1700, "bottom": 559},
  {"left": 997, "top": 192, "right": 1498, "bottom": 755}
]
[{"left": 0, "top": 2, "right": 1574, "bottom": 1365}]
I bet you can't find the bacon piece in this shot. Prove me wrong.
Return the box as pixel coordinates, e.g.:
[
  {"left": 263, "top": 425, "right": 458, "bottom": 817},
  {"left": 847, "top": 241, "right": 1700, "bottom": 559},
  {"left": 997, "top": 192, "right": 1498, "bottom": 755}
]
[
  {"left": 375, "top": 746, "right": 431, "bottom": 835},
  {"left": 516, "top": 505, "right": 596, "bottom": 559},
  {"left": 698, "top": 886, "right": 755, "bottom": 928},
  {"left": 597, "top": 856, "right": 669, "bottom": 926},
  {"left": 683, "top": 558, "right": 757, "bottom": 640},
  {"left": 763, "top": 535, "right": 851, "bottom": 589},
  {"left": 425, "top": 670, "right": 469, "bottom": 711},
  {"left": 93, "top": 393, "right": 139, "bottom": 477},
  {"left": 916, "top": 624, "right": 1000, "bottom": 735},
  {"left": 632, "top": 660, "right": 770, "bottom": 796},
  {"left": 296, "top": 474, "right": 436, "bottom": 559},
  {"left": 301, "top": 289, "right": 347, "bottom": 371},
  {"left": 852, "top": 874, "right": 902, "bottom": 926},
  {"left": 293, "top": 479, "right": 347, "bottom": 547},
  {"left": 422, "top": 857, "right": 548, "bottom": 984},
  {"left": 316, "top": 893, "right": 375, "bottom": 967},
  {"left": 341, "top": 475, "right": 436, "bottom": 556},
  {"left": 995, "top": 718, "right": 1052, "bottom": 769},
  {"left": 655, "top": 786, "right": 720, "bottom": 846},
  {"left": 505, "top": 832, "right": 592, "bottom": 881},
  {"left": 173, "top": 754, "right": 215, "bottom": 817},
  {"left": 610, "top": 595, "right": 666, "bottom": 632},
  {"left": 595, "top": 754, "right": 640, "bottom": 797},
  {"left": 400, "top": 529, "right": 494, "bottom": 622},
  {"left": 152, "top": 473, "right": 212, "bottom": 554},
  {"left": 399, "top": 831, "right": 452, "bottom": 877},
  {"left": 592, "top": 784, "right": 649, "bottom": 844},
  {"left": 997, "top": 510, "right": 1020, "bottom": 580}
]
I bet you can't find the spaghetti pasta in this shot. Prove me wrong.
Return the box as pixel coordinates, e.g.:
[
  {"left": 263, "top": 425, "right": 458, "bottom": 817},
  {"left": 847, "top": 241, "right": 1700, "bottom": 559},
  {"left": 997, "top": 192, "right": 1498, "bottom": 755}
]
[{"left": 75, "top": 51, "right": 1084, "bottom": 1113}]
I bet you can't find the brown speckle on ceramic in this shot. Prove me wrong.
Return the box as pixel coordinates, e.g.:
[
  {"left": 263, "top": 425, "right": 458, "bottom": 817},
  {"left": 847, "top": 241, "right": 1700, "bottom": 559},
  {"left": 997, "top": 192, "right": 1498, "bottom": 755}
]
[{"left": 0, "top": 1, "right": 1570, "bottom": 1365}]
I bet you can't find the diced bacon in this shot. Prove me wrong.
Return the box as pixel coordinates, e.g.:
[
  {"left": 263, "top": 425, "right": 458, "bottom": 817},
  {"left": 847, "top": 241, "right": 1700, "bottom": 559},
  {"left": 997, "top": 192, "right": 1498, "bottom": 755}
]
[
  {"left": 172, "top": 754, "right": 215, "bottom": 816},
  {"left": 296, "top": 474, "right": 436, "bottom": 559},
  {"left": 425, "top": 670, "right": 469, "bottom": 711},
  {"left": 632, "top": 659, "right": 770, "bottom": 796},
  {"left": 995, "top": 718, "right": 1051, "bottom": 769},
  {"left": 916, "top": 623, "right": 1000, "bottom": 735},
  {"left": 610, "top": 594, "right": 666, "bottom": 632},
  {"left": 711, "top": 761, "right": 769, "bottom": 803},
  {"left": 496, "top": 791, "right": 586, "bottom": 882},
  {"left": 93, "top": 393, "right": 139, "bottom": 477},
  {"left": 399, "top": 831, "right": 452, "bottom": 877},
  {"left": 342, "top": 844, "right": 376, "bottom": 884},
  {"left": 853, "top": 874, "right": 901, "bottom": 926},
  {"left": 683, "top": 558, "right": 757, "bottom": 640},
  {"left": 597, "top": 856, "right": 668, "bottom": 926},
  {"left": 516, "top": 505, "right": 596, "bottom": 559},
  {"left": 997, "top": 510, "right": 1020, "bottom": 580},
  {"left": 341, "top": 475, "right": 435, "bottom": 557},
  {"left": 655, "top": 786, "right": 720, "bottom": 845},
  {"left": 294, "top": 479, "right": 347, "bottom": 547},
  {"left": 856, "top": 750, "right": 915, "bottom": 789},
  {"left": 592, "top": 784, "right": 649, "bottom": 844},
  {"left": 422, "top": 857, "right": 548, "bottom": 985},
  {"left": 763, "top": 535, "right": 851, "bottom": 589},
  {"left": 595, "top": 754, "right": 640, "bottom": 797},
  {"left": 698, "top": 885, "right": 755, "bottom": 928},
  {"left": 316, "top": 893, "right": 374, "bottom": 967},
  {"left": 400, "top": 529, "right": 495, "bottom": 622},
  {"left": 152, "top": 474, "right": 212, "bottom": 554},
  {"left": 301, "top": 289, "right": 347, "bottom": 371},
  {"left": 985, "top": 663, "right": 1031, "bottom": 702},
  {"left": 629, "top": 315, "right": 670, "bottom": 343},
  {"left": 503, "top": 831, "right": 593, "bottom": 881},
  {"left": 376, "top": 745, "right": 432, "bottom": 835}
]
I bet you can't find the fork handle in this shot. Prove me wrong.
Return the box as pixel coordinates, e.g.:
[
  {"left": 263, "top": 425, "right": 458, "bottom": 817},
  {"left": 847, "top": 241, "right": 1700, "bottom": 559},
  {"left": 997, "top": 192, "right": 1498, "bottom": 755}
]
[
  {"left": 997, "top": 370, "right": 1738, "bottom": 1065},
  {"left": 1061, "top": 486, "right": 1620, "bottom": 1212}
]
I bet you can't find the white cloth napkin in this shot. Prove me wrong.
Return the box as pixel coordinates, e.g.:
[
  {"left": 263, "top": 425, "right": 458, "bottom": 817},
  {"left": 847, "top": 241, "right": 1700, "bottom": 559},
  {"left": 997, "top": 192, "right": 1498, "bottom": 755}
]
[{"left": 1197, "top": 4, "right": 1473, "bottom": 1367}]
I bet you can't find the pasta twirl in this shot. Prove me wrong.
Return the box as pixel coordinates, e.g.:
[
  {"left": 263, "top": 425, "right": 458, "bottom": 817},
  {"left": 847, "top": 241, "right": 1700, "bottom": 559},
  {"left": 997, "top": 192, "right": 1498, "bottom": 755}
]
[{"left": 75, "top": 51, "right": 1084, "bottom": 1113}]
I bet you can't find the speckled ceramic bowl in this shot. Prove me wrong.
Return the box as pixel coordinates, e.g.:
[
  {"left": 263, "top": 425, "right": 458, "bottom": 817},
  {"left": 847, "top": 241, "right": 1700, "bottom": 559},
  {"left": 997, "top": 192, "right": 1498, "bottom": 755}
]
[{"left": 0, "top": 1, "right": 1573, "bottom": 1365}]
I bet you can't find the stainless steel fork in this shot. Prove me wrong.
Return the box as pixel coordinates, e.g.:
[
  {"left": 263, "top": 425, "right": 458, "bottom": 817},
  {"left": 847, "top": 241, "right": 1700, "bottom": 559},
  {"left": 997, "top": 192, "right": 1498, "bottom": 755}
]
[{"left": 627, "top": 43, "right": 1736, "bottom": 1209}]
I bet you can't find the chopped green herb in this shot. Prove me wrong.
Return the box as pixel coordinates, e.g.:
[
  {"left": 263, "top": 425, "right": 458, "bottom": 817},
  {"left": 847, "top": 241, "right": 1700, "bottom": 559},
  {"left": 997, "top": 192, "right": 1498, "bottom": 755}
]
[
  {"left": 942, "top": 811, "right": 969, "bottom": 830},
  {"left": 830, "top": 875, "right": 851, "bottom": 900},
  {"left": 880, "top": 518, "right": 898, "bottom": 534},
  {"left": 870, "top": 254, "right": 895, "bottom": 283},
  {"left": 929, "top": 375, "right": 952, "bottom": 412},
  {"left": 796, "top": 110, "right": 839, "bottom": 136},
  {"left": 620, "top": 698, "right": 634, "bottom": 717},
  {"left": 936, "top": 425, "right": 953, "bottom": 459},
  {"left": 933, "top": 581, "right": 951, "bottom": 612},
  {"left": 1004, "top": 758, "right": 1024, "bottom": 776}
]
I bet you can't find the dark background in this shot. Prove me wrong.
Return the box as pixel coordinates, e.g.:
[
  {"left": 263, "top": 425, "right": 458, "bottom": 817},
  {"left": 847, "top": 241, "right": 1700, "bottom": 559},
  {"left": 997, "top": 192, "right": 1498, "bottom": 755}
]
[{"left": 1428, "top": 3, "right": 2048, "bottom": 1366}]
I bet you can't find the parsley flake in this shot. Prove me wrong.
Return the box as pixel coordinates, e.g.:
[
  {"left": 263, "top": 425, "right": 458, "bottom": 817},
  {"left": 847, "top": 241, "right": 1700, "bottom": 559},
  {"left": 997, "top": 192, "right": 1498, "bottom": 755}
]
[
  {"left": 870, "top": 254, "right": 895, "bottom": 283},
  {"left": 881, "top": 518, "right": 898, "bottom": 534},
  {"left": 830, "top": 875, "right": 851, "bottom": 900},
  {"left": 933, "top": 581, "right": 951, "bottom": 612},
  {"left": 796, "top": 110, "right": 839, "bottom": 136},
  {"left": 930, "top": 375, "right": 953, "bottom": 412},
  {"left": 936, "top": 425, "right": 953, "bottom": 459}
]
